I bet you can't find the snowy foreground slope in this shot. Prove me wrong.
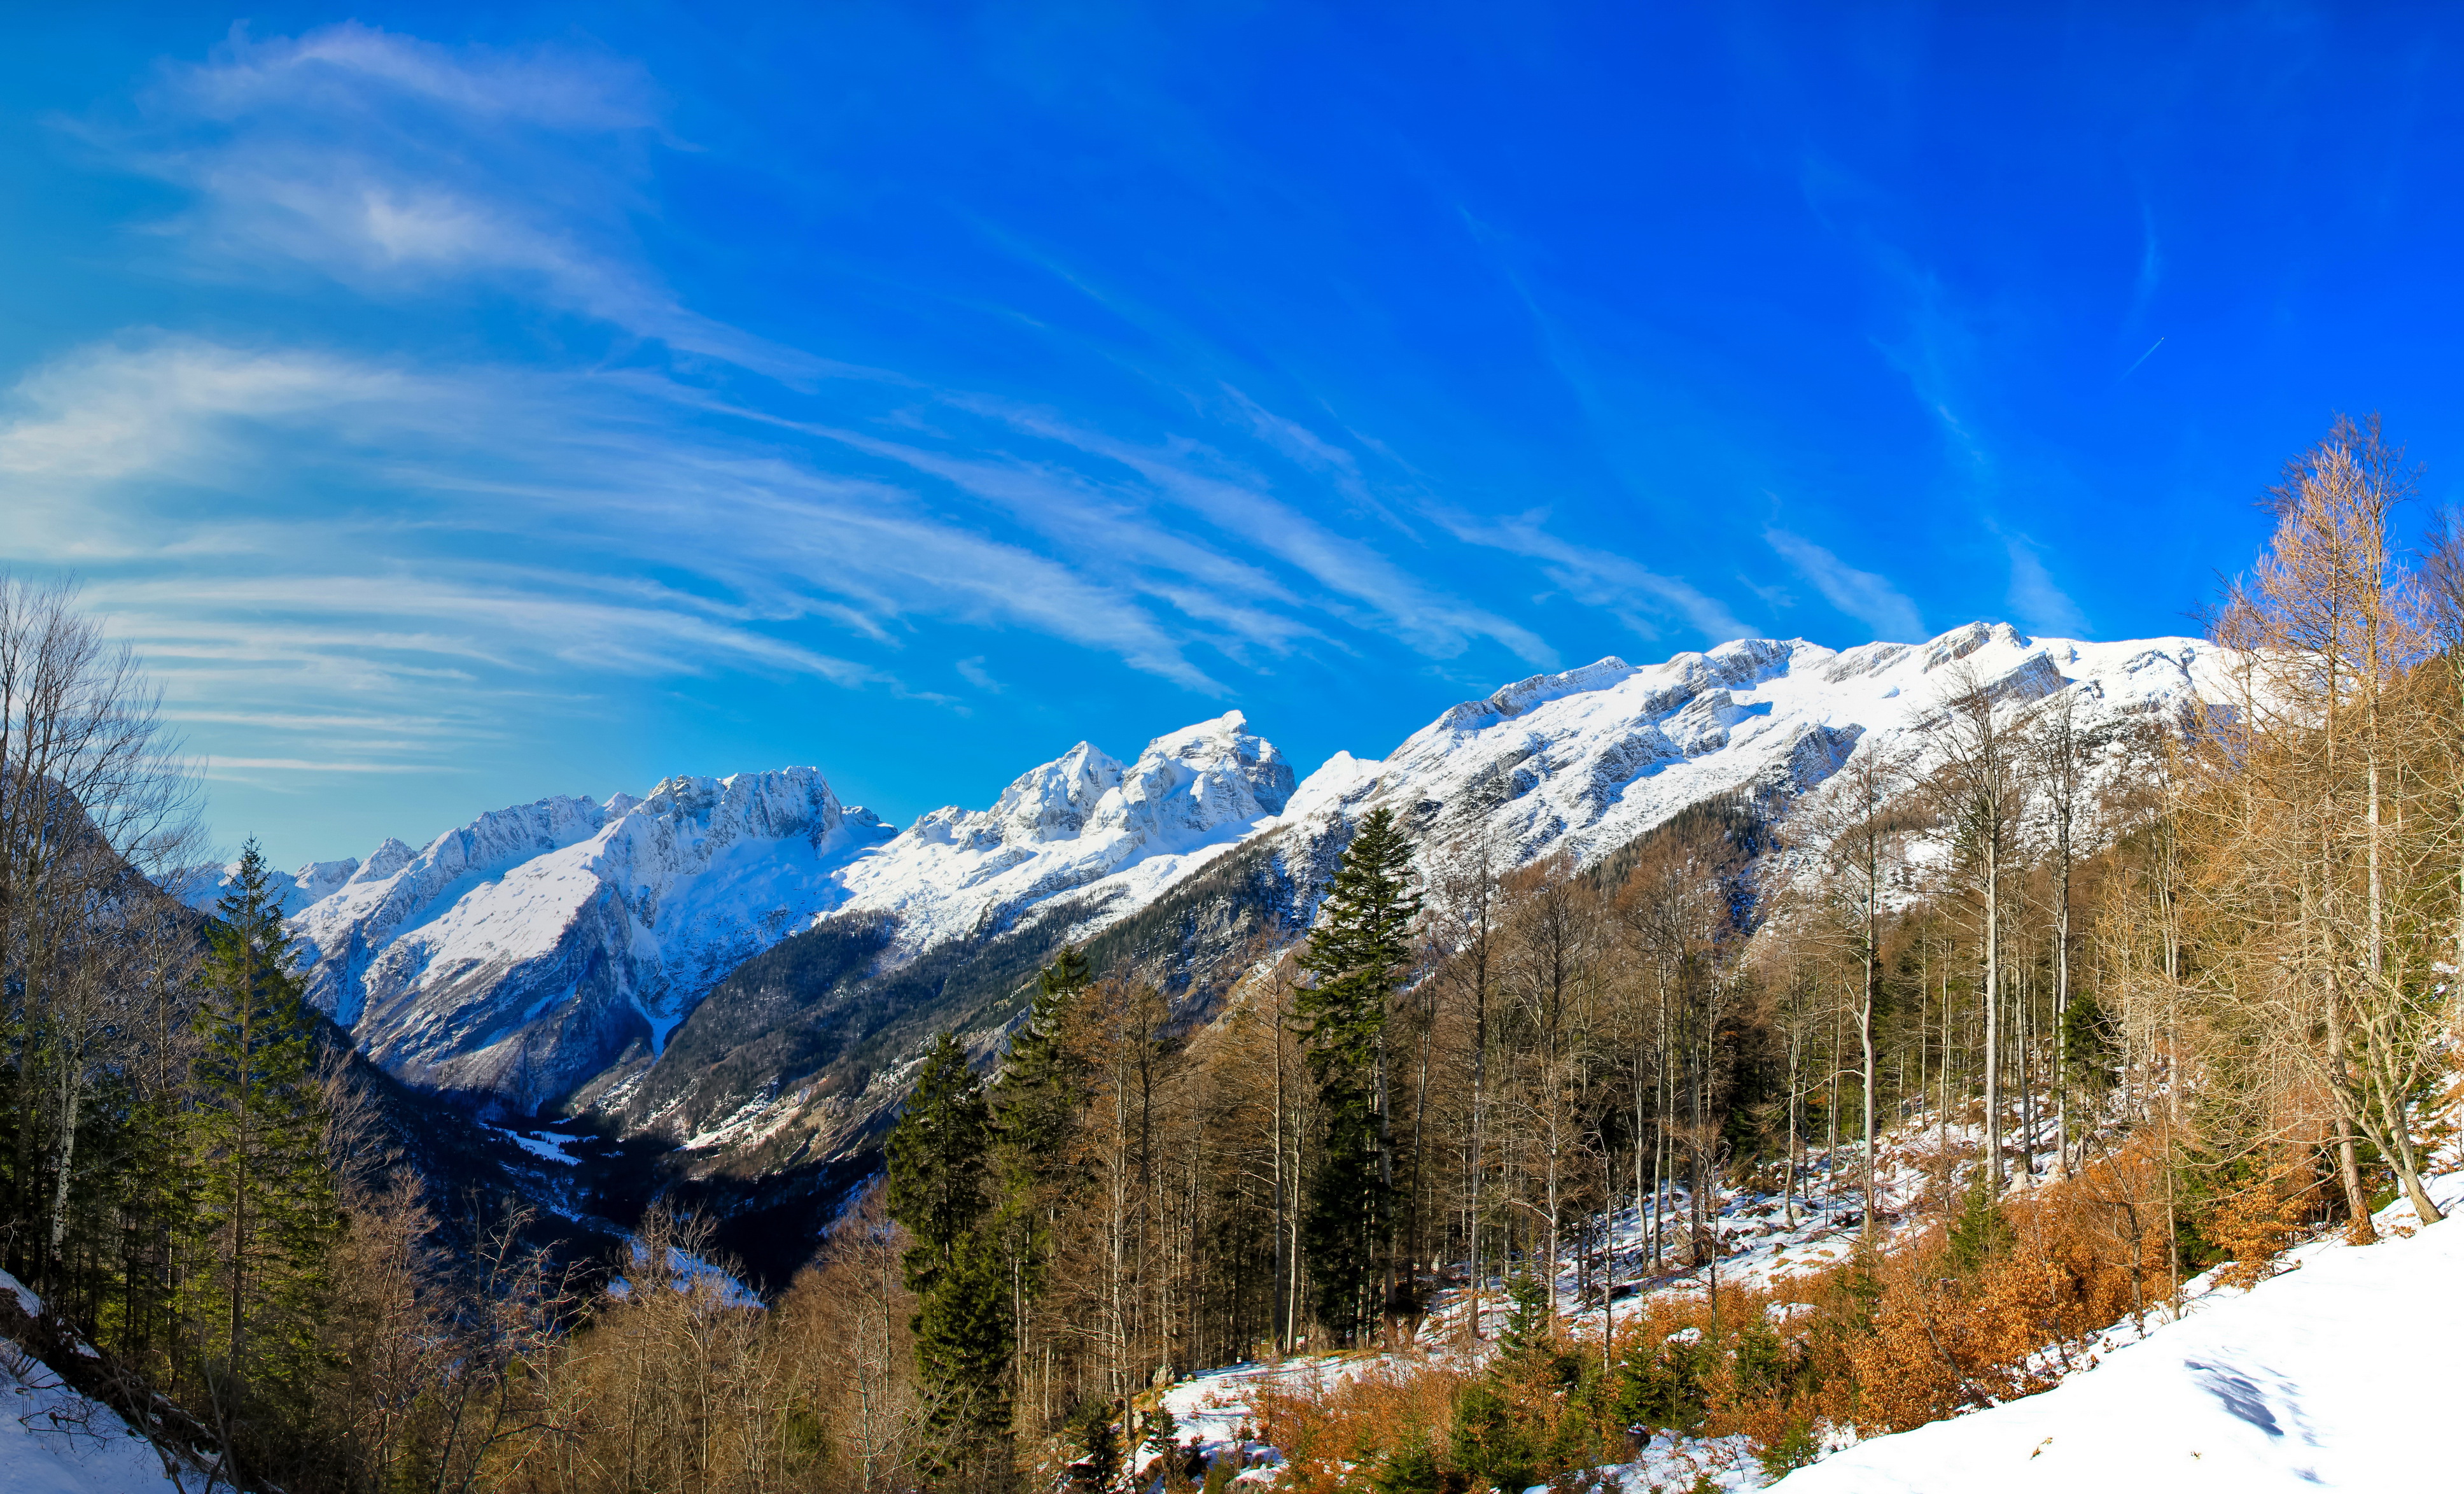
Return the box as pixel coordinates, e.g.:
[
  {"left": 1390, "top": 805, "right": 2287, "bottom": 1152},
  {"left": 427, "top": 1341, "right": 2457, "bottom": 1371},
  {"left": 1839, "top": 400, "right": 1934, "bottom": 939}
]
[
  {"left": 1161, "top": 1161, "right": 2461, "bottom": 1494},
  {"left": 1768, "top": 1173, "right": 2464, "bottom": 1492},
  {"left": 0, "top": 1272, "right": 187, "bottom": 1494},
  {"left": 195, "top": 622, "right": 2222, "bottom": 1113}
]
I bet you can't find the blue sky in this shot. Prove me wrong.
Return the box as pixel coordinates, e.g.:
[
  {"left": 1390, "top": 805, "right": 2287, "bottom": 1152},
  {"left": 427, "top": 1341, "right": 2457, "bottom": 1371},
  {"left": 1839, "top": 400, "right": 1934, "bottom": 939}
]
[{"left": 5, "top": 3, "right": 2461, "bottom": 868}]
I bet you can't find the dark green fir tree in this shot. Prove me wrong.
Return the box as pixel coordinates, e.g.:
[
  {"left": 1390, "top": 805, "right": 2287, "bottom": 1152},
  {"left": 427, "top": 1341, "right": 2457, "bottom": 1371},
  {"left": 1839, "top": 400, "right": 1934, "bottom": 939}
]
[
  {"left": 185, "top": 839, "right": 338, "bottom": 1405},
  {"left": 1296, "top": 807, "right": 1420, "bottom": 1343},
  {"left": 988, "top": 948, "right": 1093, "bottom": 1385},
  {"left": 995, "top": 947, "right": 1091, "bottom": 1205},
  {"left": 887, "top": 1031, "right": 1014, "bottom": 1477}
]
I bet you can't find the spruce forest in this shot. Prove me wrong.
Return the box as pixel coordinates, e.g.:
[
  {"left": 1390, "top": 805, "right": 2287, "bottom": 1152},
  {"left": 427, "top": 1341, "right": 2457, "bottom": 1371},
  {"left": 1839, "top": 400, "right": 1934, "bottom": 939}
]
[{"left": 4, "top": 419, "right": 2460, "bottom": 1491}]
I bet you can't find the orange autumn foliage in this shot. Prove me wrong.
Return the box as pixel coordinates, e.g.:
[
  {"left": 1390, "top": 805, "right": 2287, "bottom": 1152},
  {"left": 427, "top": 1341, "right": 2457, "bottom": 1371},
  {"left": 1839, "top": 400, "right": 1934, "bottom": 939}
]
[
  {"left": 1256, "top": 1144, "right": 2180, "bottom": 1485},
  {"left": 2201, "top": 1146, "right": 2316, "bottom": 1291},
  {"left": 1253, "top": 1358, "right": 1472, "bottom": 1494}
]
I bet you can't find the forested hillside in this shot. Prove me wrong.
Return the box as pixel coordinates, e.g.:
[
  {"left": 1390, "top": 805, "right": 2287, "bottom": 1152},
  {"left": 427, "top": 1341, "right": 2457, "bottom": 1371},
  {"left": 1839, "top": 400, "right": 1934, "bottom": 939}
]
[{"left": 3, "top": 419, "right": 2456, "bottom": 1492}]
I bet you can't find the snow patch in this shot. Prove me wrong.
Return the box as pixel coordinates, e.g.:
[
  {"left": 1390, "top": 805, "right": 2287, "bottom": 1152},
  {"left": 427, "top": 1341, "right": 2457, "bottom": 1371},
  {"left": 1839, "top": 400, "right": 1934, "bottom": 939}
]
[{"left": 1770, "top": 1172, "right": 2464, "bottom": 1491}]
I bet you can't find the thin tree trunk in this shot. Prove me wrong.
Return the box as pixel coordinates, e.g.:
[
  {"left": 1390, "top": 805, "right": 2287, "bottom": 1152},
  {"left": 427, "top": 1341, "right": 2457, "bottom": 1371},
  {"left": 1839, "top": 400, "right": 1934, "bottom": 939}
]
[{"left": 1985, "top": 827, "right": 2004, "bottom": 1192}]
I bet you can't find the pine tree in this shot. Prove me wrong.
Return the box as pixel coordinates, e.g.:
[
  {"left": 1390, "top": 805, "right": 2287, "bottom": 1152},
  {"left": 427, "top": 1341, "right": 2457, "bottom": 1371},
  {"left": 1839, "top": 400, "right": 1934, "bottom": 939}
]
[
  {"left": 1296, "top": 807, "right": 1421, "bottom": 1342},
  {"left": 887, "top": 1031, "right": 1013, "bottom": 1475},
  {"left": 185, "top": 840, "right": 337, "bottom": 1406}
]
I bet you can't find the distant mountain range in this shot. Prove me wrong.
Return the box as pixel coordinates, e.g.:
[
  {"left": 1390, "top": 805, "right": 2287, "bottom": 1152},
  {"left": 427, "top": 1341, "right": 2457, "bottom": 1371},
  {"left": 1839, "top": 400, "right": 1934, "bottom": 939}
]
[{"left": 184, "top": 621, "right": 2223, "bottom": 1260}]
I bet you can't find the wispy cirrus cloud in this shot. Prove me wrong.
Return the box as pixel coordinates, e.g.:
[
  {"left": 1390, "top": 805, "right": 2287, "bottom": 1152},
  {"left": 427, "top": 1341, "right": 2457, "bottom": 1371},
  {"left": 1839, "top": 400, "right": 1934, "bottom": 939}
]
[
  {"left": 84, "top": 22, "right": 820, "bottom": 379},
  {"left": 2002, "top": 533, "right": 2089, "bottom": 637},
  {"left": 979, "top": 404, "right": 1558, "bottom": 666},
  {"left": 1443, "top": 510, "right": 1749, "bottom": 645},
  {"left": 13, "top": 19, "right": 1791, "bottom": 835},
  {"left": 0, "top": 334, "right": 1236, "bottom": 699},
  {"left": 1763, "top": 528, "right": 1924, "bottom": 641}
]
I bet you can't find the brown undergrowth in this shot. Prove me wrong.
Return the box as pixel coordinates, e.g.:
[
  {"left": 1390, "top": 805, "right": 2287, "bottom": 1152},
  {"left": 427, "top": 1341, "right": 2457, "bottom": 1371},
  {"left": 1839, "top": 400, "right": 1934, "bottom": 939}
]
[{"left": 1253, "top": 1141, "right": 2190, "bottom": 1492}]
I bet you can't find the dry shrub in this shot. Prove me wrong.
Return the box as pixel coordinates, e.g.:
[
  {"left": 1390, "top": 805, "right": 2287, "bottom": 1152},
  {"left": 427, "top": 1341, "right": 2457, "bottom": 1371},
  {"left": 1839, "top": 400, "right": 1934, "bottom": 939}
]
[
  {"left": 1842, "top": 1150, "right": 2167, "bottom": 1434},
  {"left": 1258, "top": 1151, "right": 2177, "bottom": 1474},
  {"left": 2202, "top": 1146, "right": 2313, "bottom": 1290},
  {"left": 1252, "top": 1358, "right": 1467, "bottom": 1494}
]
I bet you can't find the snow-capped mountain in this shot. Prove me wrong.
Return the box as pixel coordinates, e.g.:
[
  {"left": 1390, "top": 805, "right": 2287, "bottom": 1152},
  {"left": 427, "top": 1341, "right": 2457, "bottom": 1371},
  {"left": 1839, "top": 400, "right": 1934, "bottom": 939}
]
[
  {"left": 181, "top": 852, "right": 371, "bottom": 917},
  {"left": 835, "top": 711, "right": 1294, "bottom": 957},
  {"left": 1268, "top": 621, "right": 2217, "bottom": 874},
  {"left": 231, "top": 622, "right": 2222, "bottom": 1116},
  {"left": 269, "top": 773, "right": 889, "bottom": 1107},
  {"left": 215, "top": 714, "right": 1291, "bottom": 1111}
]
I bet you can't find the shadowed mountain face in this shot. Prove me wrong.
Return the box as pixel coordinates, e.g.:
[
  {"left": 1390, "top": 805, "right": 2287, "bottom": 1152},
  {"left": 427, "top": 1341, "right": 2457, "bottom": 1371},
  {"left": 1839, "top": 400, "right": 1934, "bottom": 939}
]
[{"left": 188, "top": 624, "right": 2222, "bottom": 1272}]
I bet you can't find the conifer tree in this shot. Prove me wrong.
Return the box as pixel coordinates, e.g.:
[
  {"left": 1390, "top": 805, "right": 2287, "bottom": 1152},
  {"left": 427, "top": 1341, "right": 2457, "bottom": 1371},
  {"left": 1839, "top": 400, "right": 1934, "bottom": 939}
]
[
  {"left": 997, "top": 947, "right": 1091, "bottom": 1201},
  {"left": 991, "top": 948, "right": 1093, "bottom": 1413},
  {"left": 888, "top": 1031, "right": 1013, "bottom": 1475},
  {"left": 185, "top": 840, "right": 337, "bottom": 1405},
  {"left": 1296, "top": 807, "right": 1420, "bottom": 1342}
]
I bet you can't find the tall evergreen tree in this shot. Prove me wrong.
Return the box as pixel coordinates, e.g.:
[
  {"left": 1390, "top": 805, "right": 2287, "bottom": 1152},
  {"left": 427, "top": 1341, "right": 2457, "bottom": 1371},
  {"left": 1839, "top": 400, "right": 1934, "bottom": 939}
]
[
  {"left": 888, "top": 1031, "right": 1013, "bottom": 1477},
  {"left": 996, "top": 947, "right": 1091, "bottom": 1195},
  {"left": 990, "top": 948, "right": 1093, "bottom": 1410},
  {"left": 185, "top": 840, "right": 337, "bottom": 1406},
  {"left": 1296, "top": 807, "right": 1420, "bottom": 1342}
]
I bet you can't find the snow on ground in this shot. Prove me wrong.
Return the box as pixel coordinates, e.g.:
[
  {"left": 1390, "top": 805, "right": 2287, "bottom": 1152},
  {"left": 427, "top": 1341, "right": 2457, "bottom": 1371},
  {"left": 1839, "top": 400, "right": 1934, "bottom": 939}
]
[
  {"left": 1769, "top": 1170, "right": 2464, "bottom": 1491},
  {"left": 1157, "top": 1108, "right": 2448, "bottom": 1494},
  {"left": 1595, "top": 1435, "right": 1768, "bottom": 1493},
  {"left": 1158, "top": 1362, "right": 1299, "bottom": 1481},
  {"left": 606, "top": 1241, "right": 764, "bottom": 1310},
  {"left": 1156, "top": 1139, "right": 1901, "bottom": 1491},
  {"left": 489, "top": 1124, "right": 585, "bottom": 1166},
  {"left": 1516, "top": 1122, "right": 1964, "bottom": 1344},
  {"left": 1, "top": 1269, "right": 41, "bottom": 1320},
  {"left": 0, "top": 1272, "right": 188, "bottom": 1494}
]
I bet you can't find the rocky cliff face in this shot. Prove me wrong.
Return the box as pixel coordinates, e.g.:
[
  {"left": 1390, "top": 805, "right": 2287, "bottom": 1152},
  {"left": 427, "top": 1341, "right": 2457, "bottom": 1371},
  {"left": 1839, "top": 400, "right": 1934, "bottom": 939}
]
[{"left": 834, "top": 710, "right": 1295, "bottom": 955}]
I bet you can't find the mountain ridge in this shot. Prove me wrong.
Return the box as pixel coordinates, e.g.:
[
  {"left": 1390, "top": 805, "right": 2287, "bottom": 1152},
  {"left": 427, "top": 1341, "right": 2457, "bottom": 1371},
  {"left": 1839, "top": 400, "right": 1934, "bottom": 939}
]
[{"left": 188, "top": 622, "right": 2224, "bottom": 1139}]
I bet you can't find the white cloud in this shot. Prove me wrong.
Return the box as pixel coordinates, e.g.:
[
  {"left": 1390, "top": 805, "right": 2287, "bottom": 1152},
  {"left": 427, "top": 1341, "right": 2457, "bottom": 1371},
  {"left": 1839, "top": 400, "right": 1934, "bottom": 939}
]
[
  {"left": 21, "top": 19, "right": 1781, "bottom": 791},
  {"left": 179, "top": 23, "right": 655, "bottom": 130},
  {"left": 1444, "top": 511, "right": 1748, "bottom": 645},
  {"left": 0, "top": 334, "right": 421, "bottom": 487},
  {"left": 1, "top": 335, "right": 1242, "bottom": 697},
  {"left": 989, "top": 406, "right": 1557, "bottom": 666},
  {"left": 92, "top": 23, "right": 816, "bottom": 377},
  {"left": 204, "top": 757, "right": 446, "bottom": 773},
  {"left": 1763, "top": 528, "right": 1924, "bottom": 641},
  {"left": 2004, "top": 535, "right": 2089, "bottom": 638}
]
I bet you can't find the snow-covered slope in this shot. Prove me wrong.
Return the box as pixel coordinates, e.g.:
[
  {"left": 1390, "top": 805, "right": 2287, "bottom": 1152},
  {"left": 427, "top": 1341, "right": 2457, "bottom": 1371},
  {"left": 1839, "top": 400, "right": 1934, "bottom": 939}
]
[
  {"left": 259, "top": 714, "right": 1291, "bottom": 1110},
  {"left": 179, "top": 852, "right": 367, "bottom": 916},
  {"left": 1273, "top": 622, "right": 2218, "bottom": 873},
  {"left": 0, "top": 1272, "right": 191, "bottom": 1493},
  {"left": 1771, "top": 1173, "right": 2464, "bottom": 1492},
  {"left": 835, "top": 710, "right": 1293, "bottom": 957},
  {"left": 279, "top": 772, "right": 892, "bottom": 1108},
  {"left": 249, "top": 623, "right": 2222, "bottom": 1112}
]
